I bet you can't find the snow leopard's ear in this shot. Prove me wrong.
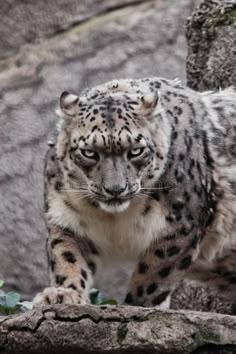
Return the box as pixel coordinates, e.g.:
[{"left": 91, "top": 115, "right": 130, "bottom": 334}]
[
  {"left": 60, "top": 91, "right": 79, "bottom": 117},
  {"left": 141, "top": 92, "right": 159, "bottom": 118}
]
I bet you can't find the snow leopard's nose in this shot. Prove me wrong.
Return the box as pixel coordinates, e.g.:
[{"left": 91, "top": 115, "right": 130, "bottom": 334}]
[{"left": 103, "top": 183, "right": 128, "bottom": 197}]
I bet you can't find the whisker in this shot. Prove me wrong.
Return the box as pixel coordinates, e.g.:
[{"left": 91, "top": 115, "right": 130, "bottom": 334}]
[
  {"left": 140, "top": 186, "right": 173, "bottom": 190},
  {"left": 60, "top": 188, "right": 88, "bottom": 192},
  {"left": 60, "top": 189, "right": 92, "bottom": 200},
  {"left": 74, "top": 194, "right": 92, "bottom": 201}
]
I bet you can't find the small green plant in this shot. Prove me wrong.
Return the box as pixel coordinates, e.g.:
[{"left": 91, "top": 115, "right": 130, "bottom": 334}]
[
  {"left": 89, "top": 288, "right": 118, "bottom": 305},
  {"left": 0, "top": 280, "right": 21, "bottom": 315},
  {"left": 0, "top": 281, "right": 117, "bottom": 315}
]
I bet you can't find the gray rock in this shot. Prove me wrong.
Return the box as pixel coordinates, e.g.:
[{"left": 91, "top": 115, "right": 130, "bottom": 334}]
[
  {"left": 1, "top": 305, "right": 236, "bottom": 353},
  {"left": 172, "top": 281, "right": 236, "bottom": 315},
  {"left": 0, "top": 0, "right": 146, "bottom": 60},
  {"left": 186, "top": 0, "right": 236, "bottom": 90}
]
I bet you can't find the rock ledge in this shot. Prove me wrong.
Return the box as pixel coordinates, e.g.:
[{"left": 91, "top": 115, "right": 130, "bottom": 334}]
[{"left": 1, "top": 305, "right": 236, "bottom": 354}]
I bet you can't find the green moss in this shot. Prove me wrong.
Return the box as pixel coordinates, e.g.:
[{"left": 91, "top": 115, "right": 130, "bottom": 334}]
[
  {"left": 205, "top": 7, "right": 236, "bottom": 28},
  {"left": 197, "top": 326, "right": 221, "bottom": 345},
  {"left": 117, "top": 322, "right": 128, "bottom": 343}
]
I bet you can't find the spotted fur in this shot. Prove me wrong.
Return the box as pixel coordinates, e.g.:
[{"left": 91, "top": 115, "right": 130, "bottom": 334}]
[{"left": 33, "top": 78, "right": 236, "bottom": 308}]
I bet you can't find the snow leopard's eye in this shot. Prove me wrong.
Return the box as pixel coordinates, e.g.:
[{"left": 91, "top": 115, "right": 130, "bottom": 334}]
[
  {"left": 127, "top": 147, "right": 145, "bottom": 159},
  {"left": 81, "top": 149, "right": 98, "bottom": 159}
]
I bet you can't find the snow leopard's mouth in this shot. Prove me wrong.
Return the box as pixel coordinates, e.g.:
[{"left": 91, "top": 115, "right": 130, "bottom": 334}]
[
  {"left": 106, "top": 198, "right": 128, "bottom": 204},
  {"left": 99, "top": 199, "right": 130, "bottom": 213},
  {"left": 89, "top": 188, "right": 138, "bottom": 213}
]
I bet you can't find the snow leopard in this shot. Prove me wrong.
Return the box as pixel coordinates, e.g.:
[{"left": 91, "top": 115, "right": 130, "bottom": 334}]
[{"left": 33, "top": 77, "right": 236, "bottom": 308}]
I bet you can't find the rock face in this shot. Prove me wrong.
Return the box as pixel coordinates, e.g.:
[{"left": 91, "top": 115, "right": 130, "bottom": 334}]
[
  {"left": 0, "top": 0, "right": 197, "bottom": 300},
  {"left": 1, "top": 305, "right": 236, "bottom": 354},
  {"left": 186, "top": 0, "right": 236, "bottom": 91},
  {"left": 0, "top": 0, "right": 153, "bottom": 60}
]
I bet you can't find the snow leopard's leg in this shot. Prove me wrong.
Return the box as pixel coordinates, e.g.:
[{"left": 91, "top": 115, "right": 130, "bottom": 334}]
[
  {"left": 124, "top": 228, "right": 201, "bottom": 308},
  {"left": 33, "top": 222, "right": 99, "bottom": 306}
]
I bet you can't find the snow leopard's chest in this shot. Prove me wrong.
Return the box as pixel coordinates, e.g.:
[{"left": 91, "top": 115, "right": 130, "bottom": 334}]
[
  {"left": 82, "top": 208, "right": 168, "bottom": 262},
  {"left": 49, "top": 196, "right": 168, "bottom": 262}
]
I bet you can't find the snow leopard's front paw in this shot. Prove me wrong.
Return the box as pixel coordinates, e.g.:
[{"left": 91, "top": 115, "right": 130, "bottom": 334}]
[{"left": 33, "top": 286, "right": 89, "bottom": 307}]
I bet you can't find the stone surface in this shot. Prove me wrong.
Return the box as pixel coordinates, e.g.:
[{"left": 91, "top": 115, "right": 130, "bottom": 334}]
[
  {"left": 172, "top": 281, "right": 236, "bottom": 315},
  {"left": 0, "top": 0, "right": 146, "bottom": 60},
  {"left": 1, "top": 305, "right": 236, "bottom": 354},
  {"left": 186, "top": 0, "right": 236, "bottom": 91},
  {"left": 0, "top": 0, "right": 198, "bottom": 301}
]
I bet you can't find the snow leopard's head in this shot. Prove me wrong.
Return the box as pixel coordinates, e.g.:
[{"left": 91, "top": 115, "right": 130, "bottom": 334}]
[{"left": 56, "top": 80, "right": 170, "bottom": 213}]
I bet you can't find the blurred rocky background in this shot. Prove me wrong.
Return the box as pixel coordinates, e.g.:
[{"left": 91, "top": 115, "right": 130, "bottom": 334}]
[{"left": 6, "top": 0, "right": 236, "bottom": 313}]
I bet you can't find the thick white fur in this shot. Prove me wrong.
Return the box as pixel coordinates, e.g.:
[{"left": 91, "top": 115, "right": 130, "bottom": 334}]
[{"left": 48, "top": 194, "right": 168, "bottom": 263}]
